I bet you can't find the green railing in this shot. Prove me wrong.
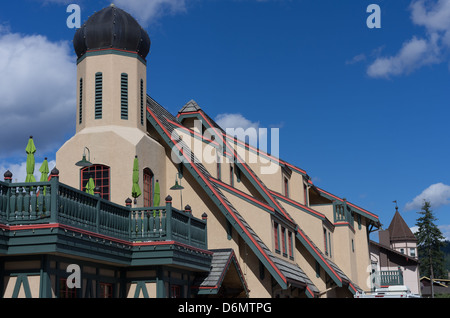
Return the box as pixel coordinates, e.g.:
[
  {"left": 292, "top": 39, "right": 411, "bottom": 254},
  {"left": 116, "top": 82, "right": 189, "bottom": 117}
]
[
  {"left": 0, "top": 175, "right": 207, "bottom": 249},
  {"left": 378, "top": 268, "right": 404, "bottom": 286}
]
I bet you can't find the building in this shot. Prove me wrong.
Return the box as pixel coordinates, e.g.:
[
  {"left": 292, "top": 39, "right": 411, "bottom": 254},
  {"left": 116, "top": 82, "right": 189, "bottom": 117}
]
[
  {"left": 1, "top": 5, "right": 382, "bottom": 298},
  {"left": 369, "top": 207, "right": 420, "bottom": 294}
]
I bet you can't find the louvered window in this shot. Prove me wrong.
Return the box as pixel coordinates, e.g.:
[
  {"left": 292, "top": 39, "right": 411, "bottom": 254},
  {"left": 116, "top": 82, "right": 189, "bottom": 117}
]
[
  {"left": 95, "top": 72, "right": 102, "bottom": 119},
  {"left": 79, "top": 78, "right": 83, "bottom": 124},
  {"left": 140, "top": 79, "right": 144, "bottom": 125},
  {"left": 121, "top": 73, "right": 128, "bottom": 119}
]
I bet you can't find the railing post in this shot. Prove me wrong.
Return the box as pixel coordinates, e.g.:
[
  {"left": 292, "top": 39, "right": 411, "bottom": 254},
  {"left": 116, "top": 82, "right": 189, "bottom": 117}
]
[
  {"left": 49, "top": 168, "right": 59, "bottom": 224},
  {"left": 4, "top": 171, "right": 12, "bottom": 221},
  {"left": 165, "top": 195, "right": 172, "bottom": 241},
  {"left": 202, "top": 212, "right": 208, "bottom": 249},
  {"left": 185, "top": 205, "right": 191, "bottom": 245},
  {"left": 95, "top": 187, "right": 101, "bottom": 233},
  {"left": 126, "top": 198, "right": 132, "bottom": 239}
]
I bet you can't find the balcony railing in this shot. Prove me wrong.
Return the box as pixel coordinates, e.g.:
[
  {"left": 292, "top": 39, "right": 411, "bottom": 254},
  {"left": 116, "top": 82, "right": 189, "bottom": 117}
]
[
  {"left": 0, "top": 173, "right": 207, "bottom": 250},
  {"left": 370, "top": 268, "right": 404, "bottom": 289}
]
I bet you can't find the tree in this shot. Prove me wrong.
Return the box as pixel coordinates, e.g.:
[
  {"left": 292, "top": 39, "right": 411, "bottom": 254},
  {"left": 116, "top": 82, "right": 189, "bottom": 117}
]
[{"left": 415, "top": 200, "right": 446, "bottom": 297}]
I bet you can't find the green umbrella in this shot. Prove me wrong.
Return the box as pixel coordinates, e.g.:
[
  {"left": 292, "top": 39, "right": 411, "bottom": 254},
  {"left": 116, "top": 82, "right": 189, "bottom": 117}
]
[
  {"left": 25, "top": 136, "right": 36, "bottom": 183},
  {"left": 153, "top": 180, "right": 160, "bottom": 207},
  {"left": 85, "top": 177, "right": 95, "bottom": 195},
  {"left": 132, "top": 155, "right": 142, "bottom": 200},
  {"left": 39, "top": 157, "right": 49, "bottom": 195}
]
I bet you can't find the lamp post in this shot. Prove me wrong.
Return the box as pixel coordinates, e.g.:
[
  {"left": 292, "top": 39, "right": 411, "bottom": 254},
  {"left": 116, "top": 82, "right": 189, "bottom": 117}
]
[{"left": 170, "top": 174, "right": 184, "bottom": 209}]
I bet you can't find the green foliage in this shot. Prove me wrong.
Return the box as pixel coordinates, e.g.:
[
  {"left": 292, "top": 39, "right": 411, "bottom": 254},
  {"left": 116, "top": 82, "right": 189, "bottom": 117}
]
[{"left": 415, "top": 201, "right": 447, "bottom": 279}]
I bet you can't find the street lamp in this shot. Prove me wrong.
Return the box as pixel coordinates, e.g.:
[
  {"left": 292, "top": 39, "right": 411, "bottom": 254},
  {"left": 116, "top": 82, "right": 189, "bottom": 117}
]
[
  {"left": 170, "top": 174, "right": 184, "bottom": 209},
  {"left": 75, "top": 147, "right": 93, "bottom": 167}
]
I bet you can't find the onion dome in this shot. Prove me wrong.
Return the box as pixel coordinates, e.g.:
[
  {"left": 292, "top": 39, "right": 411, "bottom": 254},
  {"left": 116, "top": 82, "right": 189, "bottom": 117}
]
[{"left": 73, "top": 4, "right": 151, "bottom": 60}]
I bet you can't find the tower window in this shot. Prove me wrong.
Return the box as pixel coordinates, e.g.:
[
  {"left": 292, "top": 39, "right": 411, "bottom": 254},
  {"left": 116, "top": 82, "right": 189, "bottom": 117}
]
[
  {"left": 79, "top": 78, "right": 83, "bottom": 124},
  {"left": 95, "top": 72, "right": 103, "bottom": 119},
  {"left": 140, "top": 79, "right": 144, "bottom": 125},
  {"left": 121, "top": 73, "right": 128, "bottom": 120},
  {"left": 80, "top": 164, "right": 110, "bottom": 200}
]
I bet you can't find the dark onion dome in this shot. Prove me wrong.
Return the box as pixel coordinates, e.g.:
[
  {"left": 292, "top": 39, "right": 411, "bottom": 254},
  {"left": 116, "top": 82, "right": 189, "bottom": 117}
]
[{"left": 73, "top": 4, "right": 151, "bottom": 60}]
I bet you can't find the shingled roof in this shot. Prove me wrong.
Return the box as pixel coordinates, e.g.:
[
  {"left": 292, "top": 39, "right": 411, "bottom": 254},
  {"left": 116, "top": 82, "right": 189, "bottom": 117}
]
[
  {"left": 146, "top": 95, "right": 319, "bottom": 297},
  {"left": 388, "top": 211, "right": 417, "bottom": 242}
]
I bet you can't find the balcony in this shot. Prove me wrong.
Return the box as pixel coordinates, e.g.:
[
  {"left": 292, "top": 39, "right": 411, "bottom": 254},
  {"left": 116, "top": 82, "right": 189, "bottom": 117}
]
[
  {"left": 0, "top": 171, "right": 210, "bottom": 270},
  {"left": 370, "top": 268, "right": 404, "bottom": 289}
]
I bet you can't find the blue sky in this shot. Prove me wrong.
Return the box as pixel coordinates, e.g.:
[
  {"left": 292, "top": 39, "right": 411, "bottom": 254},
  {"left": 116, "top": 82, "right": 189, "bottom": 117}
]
[{"left": 0, "top": 0, "right": 449, "bottom": 240}]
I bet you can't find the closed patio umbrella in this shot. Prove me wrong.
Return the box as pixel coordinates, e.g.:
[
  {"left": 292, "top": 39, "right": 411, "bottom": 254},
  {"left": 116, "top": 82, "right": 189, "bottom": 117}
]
[
  {"left": 132, "top": 155, "right": 141, "bottom": 203},
  {"left": 153, "top": 180, "right": 160, "bottom": 207},
  {"left": 25, "top": 136, "right": 36, "bottom": 183},
  {"left": 85, "top": 176, "right": 95, "bottom": 195},
  {"left": 39, "top": 157, "right": 49, "bottom": 195}
]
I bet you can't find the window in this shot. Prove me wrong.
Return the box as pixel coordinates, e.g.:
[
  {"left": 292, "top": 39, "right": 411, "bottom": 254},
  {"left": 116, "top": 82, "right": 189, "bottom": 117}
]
[
  {"left": 140, "top": 79, "right": 144, "bottom": 126},
  {"left": 121, "top": 73, "right": 128, "bottom": 119},
  {"left": 95, "top": 72, "right": 103, "bottom": 119},
  {"left": 324, "top": 228, "right": 328, "bottom": 256},
  {"left": 226, "top": 219, "right": 232, "bottom": 240},
  {"left": 230, "top": 165, "right": 234, "bottom": 187},
  {"left": 79, "top": 78, "right": 83, "bottom": 124},
  {"left": 217, "top": 154, "right": 221, "bottom": 180},
  {"left": 284, "top": 177, "right": 289, "bottom": 197},
  {"left": 143, "top": 168, "right": 154, "bottom": 207},
  {"left": 281, "top": 227, "right": 287, "bottom": 256},
  {"left": 303, "top": 184, "right": 308, "bottom": 205},
  {"left": 400, "top": 248, "right": 405, "bottom": 254},
  {"left": 410, "top": 248, "right": 416, "bottom": 257},
  {"left": 59, "top": 278, "right": 77, "bottom": 298},
  {"left": 81, "top": 164, "right": 110, "bottom": 200},
  {"left": 288, "top": 231, "right": 294, "bottom": 259},
  {"left": 273, "top": 222, "right": 280, "bottom": 253},
  {"left": 99, "top": 282, "right": 113, "bottom": 298}
]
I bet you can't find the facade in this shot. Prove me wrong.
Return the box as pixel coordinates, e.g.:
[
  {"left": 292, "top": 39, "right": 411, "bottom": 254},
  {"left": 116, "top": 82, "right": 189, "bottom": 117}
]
[
  {"left": 369, "top": 208, "right": 420, "bottom": 294},
  {"left": 1, "top": 5, "right": 382, "bottom": 298}
]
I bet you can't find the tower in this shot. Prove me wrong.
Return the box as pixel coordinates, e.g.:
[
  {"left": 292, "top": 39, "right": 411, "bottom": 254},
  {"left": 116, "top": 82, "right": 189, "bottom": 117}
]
[
  {"left": 56, "top": 4, "right": 166, "bottom": 205},
  {"left": 73, "top": 4, "right": 150, "bottom": 132}
]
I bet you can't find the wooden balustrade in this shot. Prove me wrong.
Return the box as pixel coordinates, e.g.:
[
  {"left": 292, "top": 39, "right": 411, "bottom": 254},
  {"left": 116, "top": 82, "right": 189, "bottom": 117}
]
[{"left": 0, "top": 175, "right": 207, "bottom": 249}]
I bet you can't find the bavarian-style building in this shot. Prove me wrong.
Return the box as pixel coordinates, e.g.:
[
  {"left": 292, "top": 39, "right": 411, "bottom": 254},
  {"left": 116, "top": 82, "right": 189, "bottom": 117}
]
[{"left": 1, "top": 4, "right": 383, "bottom": 298}]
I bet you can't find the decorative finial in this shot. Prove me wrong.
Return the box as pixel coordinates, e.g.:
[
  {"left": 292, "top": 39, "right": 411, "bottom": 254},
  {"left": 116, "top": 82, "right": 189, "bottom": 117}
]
[{"left": 393, "top": 200, "right": 398, "bottom": 212}]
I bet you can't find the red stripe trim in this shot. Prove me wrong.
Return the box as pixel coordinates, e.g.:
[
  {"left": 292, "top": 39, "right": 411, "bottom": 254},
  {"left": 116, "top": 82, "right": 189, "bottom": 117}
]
[
  {"left": 195, "top": 111, "right": 293, "bottom": 223},
  {"left": 2, "top": 222, "right": 212, "bottom": 254},
  {"left": 210, "top": 178, "right": 275, "bottom": 212},
  {"left": 296, "top": 228, "right": 342, "bottom": 283},
  {"left": 147, "top": 106, "right": 287, "bottom": 284},
  {"left": 269, "top": 190, "right": 325, "bottom": 219},
  {"left": 316, "top": 186, "right": 379, "bottom": 220}
]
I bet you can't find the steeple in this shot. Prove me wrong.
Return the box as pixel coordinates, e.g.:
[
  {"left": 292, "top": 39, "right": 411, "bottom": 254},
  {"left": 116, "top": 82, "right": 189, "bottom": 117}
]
[{"left": 388, "top": 209, "right": 417, "bottom": 243}]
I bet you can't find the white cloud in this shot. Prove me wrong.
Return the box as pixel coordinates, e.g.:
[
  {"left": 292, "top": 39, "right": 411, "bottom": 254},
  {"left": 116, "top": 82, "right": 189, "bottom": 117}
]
[
  {"left": 367, "top": 35, "right": 441, "bottom": 78},
  {"left": 404, "top": 183, "right": 450, "bottom": 211},
  {"left": 114, "top": 0, "right": 188, "bottom": 26},
  {"left": 0, "top": 29, "right": 76, "bottom": 158},
  {"left": 367, "top": 0, "right": 449, "bottom": 78},
  {"left": 0, "top": 159, "right": 56, "bottom": 183},
  {"left": 215, "top": 113, "right": 260, "bottom": 131}
]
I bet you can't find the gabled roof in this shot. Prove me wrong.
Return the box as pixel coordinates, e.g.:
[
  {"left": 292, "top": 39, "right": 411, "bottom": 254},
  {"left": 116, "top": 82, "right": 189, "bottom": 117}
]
[
  {"left": 146, "top": 96, "right": 319, "bottom": 297},
  {"left": 178, "top": 99, "right": 202, "bottom": 114},
  {"left": 174, "top": 104, "right": 362, "bottom": 295},
  {"left": 193, "top": 249, "right": 249, "bottom": 296},
  {"left": 388, "top": 211, "right": 417, "bottom": 242}
]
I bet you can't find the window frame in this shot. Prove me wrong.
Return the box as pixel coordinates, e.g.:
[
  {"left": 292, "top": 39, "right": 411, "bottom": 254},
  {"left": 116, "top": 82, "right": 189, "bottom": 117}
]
[{"left": 80, "top": 164, "right": 111, "bottom": 201}]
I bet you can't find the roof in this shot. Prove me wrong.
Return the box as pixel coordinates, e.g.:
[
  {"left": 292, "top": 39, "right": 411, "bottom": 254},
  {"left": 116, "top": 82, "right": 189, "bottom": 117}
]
[
  {"left": 73, "top": 4, "right": 151, "bottom": 59},
  {"left": 388, "top": 211, "right": 417, "bottom": 242},
  {"left": 193, "top": 249, "right": 249, "bottom": 296},
  {"left": 146, "top": 96, "right": 319, "bottom": 297},
  {"left": 179, "top": 100, "right": 202, "bottom": 113}
]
